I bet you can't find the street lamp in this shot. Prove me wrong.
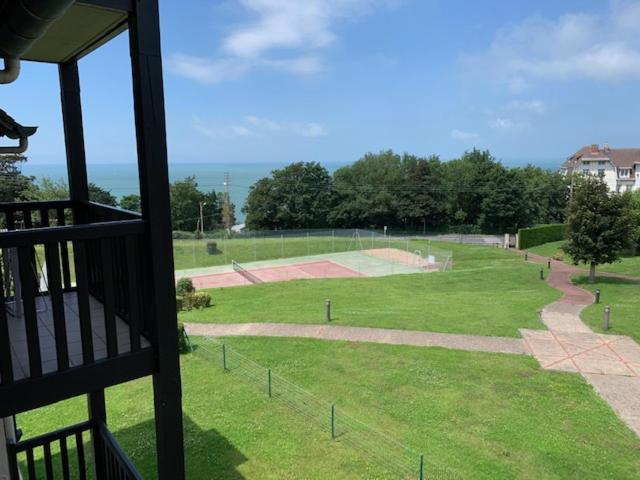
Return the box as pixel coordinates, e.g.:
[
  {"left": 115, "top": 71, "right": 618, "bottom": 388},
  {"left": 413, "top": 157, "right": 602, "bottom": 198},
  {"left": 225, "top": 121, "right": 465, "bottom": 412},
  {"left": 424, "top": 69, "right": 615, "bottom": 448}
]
[{"left": 199, "top": 201, "right": 207, "bottom": 235}]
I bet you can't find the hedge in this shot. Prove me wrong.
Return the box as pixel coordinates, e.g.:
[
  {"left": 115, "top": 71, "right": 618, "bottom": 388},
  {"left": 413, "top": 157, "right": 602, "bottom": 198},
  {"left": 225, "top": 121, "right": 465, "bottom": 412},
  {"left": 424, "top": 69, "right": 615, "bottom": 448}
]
[{"left": 518, "top": 224, "right": 567, "bottom": 250}]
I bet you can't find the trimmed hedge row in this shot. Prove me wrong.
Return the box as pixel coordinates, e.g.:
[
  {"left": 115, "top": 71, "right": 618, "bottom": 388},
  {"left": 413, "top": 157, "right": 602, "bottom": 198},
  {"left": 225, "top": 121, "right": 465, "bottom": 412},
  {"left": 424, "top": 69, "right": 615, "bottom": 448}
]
[{"left": 518, "top": 224, "right": 567, "bottom": 250}]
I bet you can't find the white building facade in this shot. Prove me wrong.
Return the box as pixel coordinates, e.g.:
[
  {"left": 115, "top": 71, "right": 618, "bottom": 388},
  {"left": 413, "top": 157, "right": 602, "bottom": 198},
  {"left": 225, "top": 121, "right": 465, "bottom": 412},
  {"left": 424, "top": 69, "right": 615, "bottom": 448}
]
[{"left": 561, "top": 144, "right": 640, "bottom": 193}]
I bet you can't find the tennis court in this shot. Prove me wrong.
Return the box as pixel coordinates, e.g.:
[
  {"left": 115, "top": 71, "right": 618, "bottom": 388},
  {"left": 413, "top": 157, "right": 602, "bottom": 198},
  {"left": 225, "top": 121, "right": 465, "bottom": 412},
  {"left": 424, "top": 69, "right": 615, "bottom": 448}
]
[{"left": 180, "top": 248, "right": 436, "bottom": 289}]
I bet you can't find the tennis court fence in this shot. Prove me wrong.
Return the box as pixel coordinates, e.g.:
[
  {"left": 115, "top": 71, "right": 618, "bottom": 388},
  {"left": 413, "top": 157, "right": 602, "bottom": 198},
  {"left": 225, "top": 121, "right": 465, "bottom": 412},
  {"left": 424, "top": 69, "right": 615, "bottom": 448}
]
[{"left": 196, "top": 337, "right": 461, "bottom": 480}]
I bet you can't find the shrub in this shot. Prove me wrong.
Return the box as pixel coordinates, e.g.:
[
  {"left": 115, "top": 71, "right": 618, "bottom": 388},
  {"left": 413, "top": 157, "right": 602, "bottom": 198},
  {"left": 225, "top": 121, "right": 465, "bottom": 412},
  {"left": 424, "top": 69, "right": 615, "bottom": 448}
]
[
  {"left": 206, "top": 241, "right": 218, "bottom": 255},
  {"left": 552, "top": 252, "right": 564, "bottom": 261},
  {"left": 177, "top": 323, "right": 191, "bottom": 354},
  {"left": 518, "top": 224, "right": 567, "bottom": 249},
  {"left": 176, "top": 277, "right": 195, "bottom": 297},
  {"left": 172, "top": 230, "right": 196, "bottom": 240},
  {"left": 177, "top": 292, "right": 212, "bottom": 311}
]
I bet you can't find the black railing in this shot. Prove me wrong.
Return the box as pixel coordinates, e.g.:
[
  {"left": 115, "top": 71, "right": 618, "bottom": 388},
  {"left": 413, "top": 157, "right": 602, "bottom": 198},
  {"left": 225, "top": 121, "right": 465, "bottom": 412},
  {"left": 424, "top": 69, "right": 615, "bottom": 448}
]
[
  {"left": 6, "top": 420, "right": 142, "bottom": 480},
  {"left": 0, "top": 200, "right": 150, "bottom": 388}
]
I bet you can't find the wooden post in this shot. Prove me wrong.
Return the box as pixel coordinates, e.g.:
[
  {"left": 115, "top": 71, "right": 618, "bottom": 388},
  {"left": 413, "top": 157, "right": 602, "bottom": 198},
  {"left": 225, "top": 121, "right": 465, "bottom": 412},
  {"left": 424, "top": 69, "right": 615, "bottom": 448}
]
[
  {"left": 129, "top": 1, "right": 185, "bottom": 478},
  {"left": 88, "top": 390, "right": 107, "bottom": 479},
  {"left": 59, "top": 60, "right": 89, "bottom": 207}
]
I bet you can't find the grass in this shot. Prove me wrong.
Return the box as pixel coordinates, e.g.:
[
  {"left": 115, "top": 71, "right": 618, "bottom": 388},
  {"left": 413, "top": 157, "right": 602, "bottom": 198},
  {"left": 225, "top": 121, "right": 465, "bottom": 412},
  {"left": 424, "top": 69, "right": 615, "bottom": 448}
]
[
  {"left": 179, "top": 245, "right": 560, "bottom": 337},
  {"left": 575, "top": 275, "right": 640, "bottom": 344},
  {"left": 17, "top": 337, "right": 640, "bottom": 479},
  {"left": 528, "top": 240, "right": 640, "bottom": 277}
]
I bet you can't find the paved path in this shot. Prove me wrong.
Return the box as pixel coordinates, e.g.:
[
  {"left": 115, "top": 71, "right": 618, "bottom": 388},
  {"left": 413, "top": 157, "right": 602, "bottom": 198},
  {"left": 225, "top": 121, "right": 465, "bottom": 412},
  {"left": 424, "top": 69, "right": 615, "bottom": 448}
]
[
  {"left": 524, "top": 253, "right": 640, "bottom": 437},
  {"left": 185, "top": 322, "right": 530, "bottom": 355}
]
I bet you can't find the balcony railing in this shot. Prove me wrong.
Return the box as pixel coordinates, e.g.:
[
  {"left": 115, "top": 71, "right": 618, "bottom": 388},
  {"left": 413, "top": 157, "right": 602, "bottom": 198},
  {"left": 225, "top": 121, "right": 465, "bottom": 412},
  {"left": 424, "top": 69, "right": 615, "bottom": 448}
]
[
  {"left": 6, "top": 419, "right": 142, "bottom": 479},
  {"left": 0, "top": 200, "right": 155, "bottom": 416}
]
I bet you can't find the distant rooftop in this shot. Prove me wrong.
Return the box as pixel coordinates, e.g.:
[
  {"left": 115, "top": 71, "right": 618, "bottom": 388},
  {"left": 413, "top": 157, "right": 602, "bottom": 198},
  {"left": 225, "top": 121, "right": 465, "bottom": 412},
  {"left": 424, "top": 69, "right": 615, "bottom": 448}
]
[{"left": 562, "top": 144, "right": 640, "bottom": 170}]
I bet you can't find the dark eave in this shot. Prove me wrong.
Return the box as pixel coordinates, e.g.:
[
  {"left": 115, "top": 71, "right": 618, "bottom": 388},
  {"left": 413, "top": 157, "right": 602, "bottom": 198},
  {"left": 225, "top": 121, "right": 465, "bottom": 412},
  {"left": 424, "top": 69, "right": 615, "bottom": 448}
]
[{"left": 20, "top": 1, "right": 131, "bottom": 64}]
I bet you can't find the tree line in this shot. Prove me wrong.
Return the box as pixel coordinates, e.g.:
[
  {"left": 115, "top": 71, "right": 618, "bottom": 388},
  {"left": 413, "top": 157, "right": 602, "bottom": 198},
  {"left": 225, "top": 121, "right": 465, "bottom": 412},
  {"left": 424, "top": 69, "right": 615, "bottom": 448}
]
[
  {"left": 1, "top": 156, "right": 235, "bottom": 232},
  {"left": 243, "top": 149, "right": 570, "bottom": 233}
]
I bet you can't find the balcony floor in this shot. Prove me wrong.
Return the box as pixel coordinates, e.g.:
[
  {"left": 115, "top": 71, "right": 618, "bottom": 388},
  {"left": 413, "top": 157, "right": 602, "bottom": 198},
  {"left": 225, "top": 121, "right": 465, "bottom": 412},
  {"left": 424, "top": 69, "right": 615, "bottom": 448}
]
[{"left": 5, "top": 292, "right": 150, "bottom": 381}]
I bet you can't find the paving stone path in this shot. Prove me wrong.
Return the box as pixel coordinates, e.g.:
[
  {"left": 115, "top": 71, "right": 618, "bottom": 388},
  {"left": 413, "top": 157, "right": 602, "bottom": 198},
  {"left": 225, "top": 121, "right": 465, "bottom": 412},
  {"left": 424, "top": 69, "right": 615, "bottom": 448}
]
[
  {"left": 185, "top": 251, "right": 640, "bottom": 437},
  {"left": 524, "top": 253, "right": 640, "bottom": 437},
  {"left": 185, "top": 322, "right": 530, "bottom": 355}
]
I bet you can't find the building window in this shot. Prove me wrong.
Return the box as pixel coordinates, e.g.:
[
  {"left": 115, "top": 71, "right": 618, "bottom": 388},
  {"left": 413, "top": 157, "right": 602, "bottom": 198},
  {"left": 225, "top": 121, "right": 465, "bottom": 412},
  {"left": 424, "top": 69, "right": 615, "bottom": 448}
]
[
  {"left": 598, "top": 161, "right": 606, "bottom": 166},
  {"left": 582, "top": 169, "right": 590, "bottom": 175},
  {"left": 583, "top": 161, "right": 591, "bottom": 166},
  {"left": 598, "top": 169, "right": 605, "bottom": 176},
  {"left": 620, "top": 168, "right": 630, "bottom": 177},
  {"left": 626, "top": 185, "right": 633, "bottom": 192}
]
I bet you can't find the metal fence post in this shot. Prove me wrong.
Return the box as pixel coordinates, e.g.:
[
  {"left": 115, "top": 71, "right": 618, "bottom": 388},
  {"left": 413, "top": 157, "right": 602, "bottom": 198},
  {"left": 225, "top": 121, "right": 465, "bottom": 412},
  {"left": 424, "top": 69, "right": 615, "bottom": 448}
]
[
  {"left": 326, "top": 299, "right": 331, "bottom": 322},
  {"left": 268, "top": 368, "right": 272, "bottom": 398},
  {"left": 603, "top": 305, "right": 610, "bottom": 331},
  {"left": 419, "top": 454, "right": 424, "bottom": 480},
  {"left": 222, "top": 343, "right": 227, "bottom": 370},
  {"left": 331, "top": 404, "right": 336, "bottom": 439}
]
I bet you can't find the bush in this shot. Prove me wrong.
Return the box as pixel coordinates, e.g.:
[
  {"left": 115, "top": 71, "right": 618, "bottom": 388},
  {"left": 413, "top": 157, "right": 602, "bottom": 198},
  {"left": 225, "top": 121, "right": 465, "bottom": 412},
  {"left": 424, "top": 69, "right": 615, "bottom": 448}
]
[
  {"left": 172, "top": 230, "right": 196, "bottom": 240},
  {"left": 206, "top": 241, "right": 218, "bottom": 255},
  {"left": 552, "top": 252, "right": 564, "bottom": 261},
  {"left": 177, "top": 292, "right": 212, "bottom": 311},
  {"left": 177, "top": 323, "right": 191, "bottom": 354},
  {"left": 518, "top": 224, "right": 567, "bottom": 249},
  {"left": 176, "top": 277, "right": 195, "bottom": 297}
]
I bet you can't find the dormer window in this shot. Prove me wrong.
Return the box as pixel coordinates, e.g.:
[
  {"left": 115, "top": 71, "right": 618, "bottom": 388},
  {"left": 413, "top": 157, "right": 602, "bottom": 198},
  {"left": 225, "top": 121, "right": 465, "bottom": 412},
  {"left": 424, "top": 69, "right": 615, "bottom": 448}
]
[
  {"left": 619, "top": 168, "right": 630, "bottom": 178},
  {"left": 598, "top": 161, "right": 607, "bottom": 166}
]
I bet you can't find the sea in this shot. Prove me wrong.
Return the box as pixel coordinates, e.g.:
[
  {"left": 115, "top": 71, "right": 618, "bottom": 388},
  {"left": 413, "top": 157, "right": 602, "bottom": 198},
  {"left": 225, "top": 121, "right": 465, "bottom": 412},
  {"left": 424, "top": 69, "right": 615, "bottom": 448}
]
[{"left": 22, "top": 158, "right": 559, "bottom": 223}]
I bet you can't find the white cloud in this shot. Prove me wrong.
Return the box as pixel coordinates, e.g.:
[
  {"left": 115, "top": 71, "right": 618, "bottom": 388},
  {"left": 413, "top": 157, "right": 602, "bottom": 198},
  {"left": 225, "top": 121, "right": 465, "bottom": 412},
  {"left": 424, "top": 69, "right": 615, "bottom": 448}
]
[
  {"left": 194, "top": 115, "right": 327, "bottom": 138},
  {"left": 450, "top": 129, "right": 480, "bottom": 141},
  {"left": 464, "top": 1, "right": 640, "bottom": 87},
  {"left": 170, "top": 0, "right": 395, "bottom": 83},
  {"left": 488, "top": 117, "right": 526, "bottom": 132},
  {"left": 507, "top": 99, "right": 547, "bottom": 114}
]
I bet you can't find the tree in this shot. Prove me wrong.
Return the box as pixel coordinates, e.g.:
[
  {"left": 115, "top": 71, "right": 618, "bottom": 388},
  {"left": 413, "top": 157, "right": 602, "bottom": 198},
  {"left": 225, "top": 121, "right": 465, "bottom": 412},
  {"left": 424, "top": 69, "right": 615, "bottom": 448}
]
[
  {"left": 0, "top": 154, "right": 34, "bottom": 202},
  {"left": 243, "top": 162, "right": 332, "bottom": 230},
  {"left": 564, "top": 176, "right": 634, "bottom": 282},
  {"left": 627, "top": 190, "right": 640, "bottom": 255},
  {"left": 170, "top": 176, "right": 220, "bottom": 232},
  {"left": 120, "top": 194, "right": 141, "bottom": 213},
  {"left": 31, "top": 177, "right": 69, "bottom": 200},
  {"left": 88, "top": 183, "right": 118, "bottom": 206}
]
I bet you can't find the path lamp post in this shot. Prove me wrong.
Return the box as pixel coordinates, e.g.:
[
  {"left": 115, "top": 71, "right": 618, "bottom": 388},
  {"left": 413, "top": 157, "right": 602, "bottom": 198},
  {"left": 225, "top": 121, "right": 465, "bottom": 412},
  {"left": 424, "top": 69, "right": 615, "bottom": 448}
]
[
  {"left": 326, "top": 299, "right": 331, "bottom": 322},
  {"left": 595, "top": 289, "right": 601, "bottom": 304},
  {"left": 540, "top": 267, "right": 544, "bottom": 280},
  {"left": 603, "top": 305, "right": 611, "bottom": 331}
]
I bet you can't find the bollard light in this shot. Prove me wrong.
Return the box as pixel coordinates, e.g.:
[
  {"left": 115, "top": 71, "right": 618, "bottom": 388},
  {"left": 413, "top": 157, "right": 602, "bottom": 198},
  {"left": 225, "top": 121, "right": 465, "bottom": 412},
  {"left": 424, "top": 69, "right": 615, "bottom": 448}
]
[
  {"left": 326, "top": 299, "right": 331, "bottom": 322},
  {"left": 525, "top": 252, "right": 528, "bottom": 261},
  {"left": 595, "top": 289, "right": 601, "bottom": 304},
  {"left": 540, "top": 267, "right": 544, "bottom": 280},
  {"left": 603, "top": 305, "right": 610, "bottom": 331},
  {"left": 547, "top": 259, "right": 551, "bottom": 269}
]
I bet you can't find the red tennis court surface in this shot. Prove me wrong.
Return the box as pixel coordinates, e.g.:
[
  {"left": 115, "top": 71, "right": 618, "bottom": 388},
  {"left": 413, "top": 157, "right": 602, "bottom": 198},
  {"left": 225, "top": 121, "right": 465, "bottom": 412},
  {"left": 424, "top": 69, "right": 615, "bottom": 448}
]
[{"left": 190, "top": 260, "right": 363, "bottom": 289}]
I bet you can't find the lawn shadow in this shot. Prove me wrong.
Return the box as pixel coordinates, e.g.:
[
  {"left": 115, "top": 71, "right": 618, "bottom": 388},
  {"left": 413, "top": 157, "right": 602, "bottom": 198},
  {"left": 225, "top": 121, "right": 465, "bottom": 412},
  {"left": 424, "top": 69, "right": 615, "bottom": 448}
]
[
  {"left": 573, "top": 275, "right": 640, "bottom": 287},
  {"left": 17, "top": 414, "right": 248, "bottom": 479}
]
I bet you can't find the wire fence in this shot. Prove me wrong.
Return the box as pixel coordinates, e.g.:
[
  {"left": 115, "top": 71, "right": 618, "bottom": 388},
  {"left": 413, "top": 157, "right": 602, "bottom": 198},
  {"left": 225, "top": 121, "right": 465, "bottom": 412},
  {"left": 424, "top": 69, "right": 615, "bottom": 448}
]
[
  {"left": 196, "top": 337, "right": 461, "bottom": 480},
  {"left": 173, "top": 228, "right": 453, "bottom": 275}
]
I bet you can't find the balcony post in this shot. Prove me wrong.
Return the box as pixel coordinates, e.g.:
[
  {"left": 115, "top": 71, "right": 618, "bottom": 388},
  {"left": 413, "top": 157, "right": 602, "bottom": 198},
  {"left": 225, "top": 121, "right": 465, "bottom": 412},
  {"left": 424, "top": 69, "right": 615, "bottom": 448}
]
[
  {"left": 129, "top": 1, "right": 185, "bottom": 479},
  {"left": 59, "top": 60, "right": 89, "bottom": 206},
  {"left": 88, "top": 390, "right": 107, "bottom": 479}
]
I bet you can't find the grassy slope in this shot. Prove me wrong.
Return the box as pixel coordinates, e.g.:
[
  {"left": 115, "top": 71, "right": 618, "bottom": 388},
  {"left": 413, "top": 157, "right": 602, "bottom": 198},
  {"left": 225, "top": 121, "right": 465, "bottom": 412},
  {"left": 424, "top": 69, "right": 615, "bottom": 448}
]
[
  {"left": 180, "top": 244, "right": 560, "bottom": 337},
  {"left": 575, "top": 275, "right": 640, "bottom": 343},
  {"left": 528, "top": 241, "right": 640, "bottom": 277},
  {"left": 18, "top": 338, "right": 640, "bottom": 479}
]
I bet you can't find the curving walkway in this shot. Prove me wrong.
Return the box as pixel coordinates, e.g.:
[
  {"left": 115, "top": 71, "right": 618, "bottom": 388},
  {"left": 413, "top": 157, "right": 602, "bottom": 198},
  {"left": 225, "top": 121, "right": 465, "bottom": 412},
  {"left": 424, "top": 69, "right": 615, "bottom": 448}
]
[
  {"left": 524, "top": 253, "right": 640, "bottom": 437},
  {"left": 185, "top": 322, "right": 530, "bottom": 355}
]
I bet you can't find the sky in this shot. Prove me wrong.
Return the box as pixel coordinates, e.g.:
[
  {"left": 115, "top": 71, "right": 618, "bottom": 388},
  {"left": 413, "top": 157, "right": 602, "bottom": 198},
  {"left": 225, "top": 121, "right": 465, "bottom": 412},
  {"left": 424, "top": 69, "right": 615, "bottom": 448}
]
[{"left": 3, "top": 0, "right": 640, "bottom": 168}]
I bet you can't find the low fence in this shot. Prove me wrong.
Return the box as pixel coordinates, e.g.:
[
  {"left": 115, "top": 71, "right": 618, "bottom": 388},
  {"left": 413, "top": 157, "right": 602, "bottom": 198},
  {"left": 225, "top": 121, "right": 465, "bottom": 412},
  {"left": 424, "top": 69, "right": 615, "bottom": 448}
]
[{"left": 196, "top": 338, "right": 461, "bottom": 479}]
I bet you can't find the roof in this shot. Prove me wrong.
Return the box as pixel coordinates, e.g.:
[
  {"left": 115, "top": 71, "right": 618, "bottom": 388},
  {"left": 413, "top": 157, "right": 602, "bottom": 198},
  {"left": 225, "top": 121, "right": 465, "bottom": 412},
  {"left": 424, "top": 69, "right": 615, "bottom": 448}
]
[
  {"left": 0, "top": 108, "right": 37, "bottom": 139},
  {"left": 562, "top": 146, "right": 640, "bottom": 170},
  {"left": 0, "top": 1, "right": 128, "bottom": 64}
]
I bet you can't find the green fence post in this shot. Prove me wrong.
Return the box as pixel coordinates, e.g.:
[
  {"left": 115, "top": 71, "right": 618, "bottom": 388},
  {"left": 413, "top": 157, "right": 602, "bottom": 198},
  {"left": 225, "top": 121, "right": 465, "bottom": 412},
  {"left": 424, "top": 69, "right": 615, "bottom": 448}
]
[
  {"left": 222, "top": 343, "right": 227, "bottom": 371},
  {"left": 268, "top": 368, "right": 272, "bottom": 398},
  {"left": 419, "top": 454, "right": 424, "bottom": 480},
  {"left": 331, "top": 404, "right": 336, "bottom": 439}
]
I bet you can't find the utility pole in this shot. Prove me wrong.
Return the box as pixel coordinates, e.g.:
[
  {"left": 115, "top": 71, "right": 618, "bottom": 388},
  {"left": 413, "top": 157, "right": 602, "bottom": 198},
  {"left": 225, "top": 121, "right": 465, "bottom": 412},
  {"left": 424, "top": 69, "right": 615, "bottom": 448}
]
[{"left": 199, "top": 201, "right": 206, "bottom": 235}]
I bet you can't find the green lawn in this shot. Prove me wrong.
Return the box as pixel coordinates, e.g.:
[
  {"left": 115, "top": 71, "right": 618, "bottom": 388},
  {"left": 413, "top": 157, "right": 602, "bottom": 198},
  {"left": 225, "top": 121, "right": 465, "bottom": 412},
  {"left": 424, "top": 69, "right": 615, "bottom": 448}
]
[
  {"left": 575, "top": 275, "right": 640, "bottom": 343},
  {"left": 18, "top": 337, "right": 640, "bottom": 479},
  {"left": 180, "top": 245, "right": 560, "bottom": 337},
  {"left": 528, "top": 241, "right": 640, "bottom": 277}
]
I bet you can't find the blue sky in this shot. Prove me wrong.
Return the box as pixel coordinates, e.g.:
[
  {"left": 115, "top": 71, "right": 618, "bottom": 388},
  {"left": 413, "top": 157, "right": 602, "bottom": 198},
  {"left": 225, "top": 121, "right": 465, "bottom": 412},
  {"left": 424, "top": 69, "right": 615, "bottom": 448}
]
[{"left": 3, "top": 0, "right": 640, "bottom": 167}]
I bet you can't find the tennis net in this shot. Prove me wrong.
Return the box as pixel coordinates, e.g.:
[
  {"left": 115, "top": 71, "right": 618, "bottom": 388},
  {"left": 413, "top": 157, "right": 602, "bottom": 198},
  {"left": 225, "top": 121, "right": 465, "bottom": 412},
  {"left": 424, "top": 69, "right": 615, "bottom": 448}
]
[{"left": 232, "top": 260, "right": 263, "bottom": 284}]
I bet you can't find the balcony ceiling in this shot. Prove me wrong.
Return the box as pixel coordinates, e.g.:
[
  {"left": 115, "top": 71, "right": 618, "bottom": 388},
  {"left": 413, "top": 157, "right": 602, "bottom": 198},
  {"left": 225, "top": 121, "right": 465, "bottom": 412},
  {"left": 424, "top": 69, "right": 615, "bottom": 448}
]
[{"left": 21, "top": 3, "right": 128, "bottom": 64}]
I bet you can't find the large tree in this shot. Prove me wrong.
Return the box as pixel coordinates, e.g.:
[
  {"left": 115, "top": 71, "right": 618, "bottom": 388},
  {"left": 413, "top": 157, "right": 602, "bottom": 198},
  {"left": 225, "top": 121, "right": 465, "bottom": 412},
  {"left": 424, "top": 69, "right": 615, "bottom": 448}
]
[
  {"left": 170, "top": 176, "right": 220, "bottom": 232},
  {"left": 564, "top": 176, "right": 634, "bottom": 282},
  {"left": 120, "top": 194, "right": 141, "bottom": 213},
  {"left": 243, "top": 162, "right": 332, "bottom": 230}
]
